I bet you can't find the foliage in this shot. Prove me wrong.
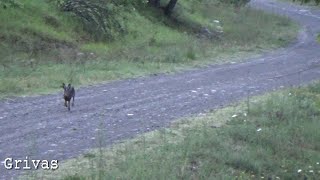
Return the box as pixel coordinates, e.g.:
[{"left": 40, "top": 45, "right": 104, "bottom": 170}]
[
  {"left": 0, "top": 0, "right": 21, "bottom": 8},
  {"left": 219, "top": 0, "right": 251, "bottom": 8},
  {"left": 56, "top": 0, "right": 128, "bottom": 41},
  {"left": 293, "top": 0, "right": 320, "bottom": 5}
]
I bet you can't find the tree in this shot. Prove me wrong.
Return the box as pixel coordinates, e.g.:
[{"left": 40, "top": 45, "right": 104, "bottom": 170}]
[
  {"left": 148, "top": 0, "right": 179, "bottom": 16},
  {"left": 148, "top": 0, "right": 160, "bottom": 7},
  {"left": 164, "top": 0, "right": 178, "bottom": 16}
]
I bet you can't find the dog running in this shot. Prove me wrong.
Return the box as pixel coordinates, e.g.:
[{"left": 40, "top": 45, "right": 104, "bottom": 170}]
[{"left": 61, "top": 83, "right": 75, "bottom": 111}]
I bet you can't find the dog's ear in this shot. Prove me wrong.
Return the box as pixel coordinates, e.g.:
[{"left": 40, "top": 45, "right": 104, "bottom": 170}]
[
  {"left": 68, "top": 84, "right": 71, "bottom": 88},
  {"left": 61, "top": 83, "right": 65, "bottom": 88}
]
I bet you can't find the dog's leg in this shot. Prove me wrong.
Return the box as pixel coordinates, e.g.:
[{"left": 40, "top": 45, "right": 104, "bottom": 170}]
[
  {"left": 65, "top": 100, "right": 67, "bottom": 107},
  {"left": 68, "top": 101, "right": 70, "bottom": 111},
  {"left": 72, "top": 95, "right": 75, "bottom": 107}
]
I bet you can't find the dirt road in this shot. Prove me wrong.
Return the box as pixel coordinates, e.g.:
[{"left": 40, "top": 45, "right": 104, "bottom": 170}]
[{"left": 0, "top": 0, "right": 320, "bottom": 179}]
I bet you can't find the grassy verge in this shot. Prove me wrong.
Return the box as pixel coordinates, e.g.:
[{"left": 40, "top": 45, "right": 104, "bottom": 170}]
[
  {"left": 0, "top": 0, "right": 298, "bottom": 98},
  {"left": 25, "top": 82, "right": 320, "bottom": 179}
]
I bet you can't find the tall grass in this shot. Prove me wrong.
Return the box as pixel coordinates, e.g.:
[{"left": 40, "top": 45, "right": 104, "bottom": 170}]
[{"left": 29, "top": 82, "right": 320, "bottom": 179}]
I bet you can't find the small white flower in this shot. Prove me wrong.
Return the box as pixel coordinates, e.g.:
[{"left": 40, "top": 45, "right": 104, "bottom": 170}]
[
  {"left": 276, "top": 177, "right": 280, "bottom": 179},
  {"left": 297, "top": 169, "right": 302, "bottom": 173},
  {"left": 213, "top": 20, "right": 220, "bottom": 23},
  {"left": 257, "top": 128, "right": 262, "bottom": 132},
  {"left": 243, "top": 113, "right": 247, "bottom": 117},
  {"left": 232, "top": 114, "right": 237, "bottom": 118},
  {"left": 288, "top": 93, "right": 292, "bottom": 96},
  {"left": 316, "top": 162, "right": 319, "bottom": 165},
  {"left": 309, "top": 170, "right": 314, "bottom": 173}
]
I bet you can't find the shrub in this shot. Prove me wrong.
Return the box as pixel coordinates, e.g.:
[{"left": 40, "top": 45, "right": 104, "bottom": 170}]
[
  {"left": 0, "top": 0, "right": 21, "bottom": 9},
  {"left": 56, "top": 0, "right": 128, "bottom": 41},
  {"left": 219, "top": 0, "right": 251, "bottom": 8}
]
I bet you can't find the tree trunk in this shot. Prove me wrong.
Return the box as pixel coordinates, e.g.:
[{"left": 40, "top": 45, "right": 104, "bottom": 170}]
[
  {"left": 164, "top": 0, "right": 178, "bottom": 16},
  {"left": 148, "top": 0, "right": 160, "bottom": 7}
]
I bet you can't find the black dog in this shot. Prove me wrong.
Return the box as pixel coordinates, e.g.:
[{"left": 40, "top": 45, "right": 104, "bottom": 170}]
[{"left": 61, "top": 83, "right": 75, "bottom": 111}]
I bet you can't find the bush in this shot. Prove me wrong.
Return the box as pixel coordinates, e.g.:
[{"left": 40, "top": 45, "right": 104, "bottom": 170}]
[
  {"left": 0, "top": 0, "right": 21, "bottom": 8},
  {"left": 56, "top": 0, "right": 128, "bottom": 41},
  {"left": 293, "top": 0, "right": 320, "bottom": 5},
  {"left": 219, "top": 0, "right": 251, "bottom": 8}
]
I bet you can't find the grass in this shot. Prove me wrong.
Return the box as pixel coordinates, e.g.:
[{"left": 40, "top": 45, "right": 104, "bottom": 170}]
[
  {"left": 24, "top": 82, "right": 320, "bottom": 180},
  {"left": 0, "top": 0, "right": 299, "bottom": 98}
]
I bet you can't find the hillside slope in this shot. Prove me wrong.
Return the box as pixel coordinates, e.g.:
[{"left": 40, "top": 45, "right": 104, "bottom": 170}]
[{"left": 0, "top": 0, "right": 298, "bottom": 97}]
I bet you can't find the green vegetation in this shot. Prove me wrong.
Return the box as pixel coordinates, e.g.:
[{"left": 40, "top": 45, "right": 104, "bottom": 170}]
[
  {"left": 24, "top": 82, "right": 320, "bottom": 179},
  {"left": 0, "top": 0, "right": 298, "bottom": 98},
  {"left": 282, "top": 0, "right": 320, "bottom": 6},
  {"left": 294, "top": 0, "right": 320, "bottom": 5}
]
